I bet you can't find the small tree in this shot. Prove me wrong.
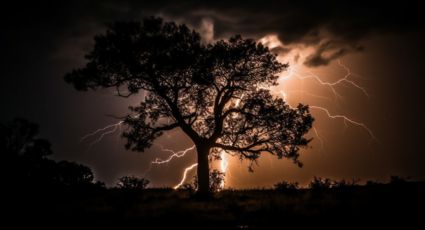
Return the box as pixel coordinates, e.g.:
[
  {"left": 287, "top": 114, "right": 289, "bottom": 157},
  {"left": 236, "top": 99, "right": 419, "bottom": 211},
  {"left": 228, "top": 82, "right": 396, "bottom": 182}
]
[
  {"left": 65, "top": 17, "right": 313, "bottom": 196},
  {"left": 54, "top": 161, "right": 95, "bottom": 186},
  {"left": 116, "top": 176, "right": 150, "bottom": 190}
]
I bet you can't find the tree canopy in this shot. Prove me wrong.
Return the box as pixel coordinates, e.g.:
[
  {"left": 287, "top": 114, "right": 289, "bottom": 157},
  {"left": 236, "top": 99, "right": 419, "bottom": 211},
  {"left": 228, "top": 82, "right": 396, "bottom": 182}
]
[{"left": 65, "top": 17, "right": 313, "bottom": 194}]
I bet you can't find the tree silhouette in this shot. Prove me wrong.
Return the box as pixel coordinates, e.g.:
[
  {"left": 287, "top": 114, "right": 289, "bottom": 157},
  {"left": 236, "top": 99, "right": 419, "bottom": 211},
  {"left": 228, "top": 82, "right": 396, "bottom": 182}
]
[
  {"left": 1, "top": 118, "right": 96, "bottom": 188},
  {"left": 1, "top": 118, "right": 52, "bottom": 159},
  {"left": 65, "top": 17, "right": 313, "bottom": 196},
  {"left": 54, "top": 161, "right": 95, "bottom": 186},
  {"left": 1, "top": 118, "right": 53, "bottom": 185}
]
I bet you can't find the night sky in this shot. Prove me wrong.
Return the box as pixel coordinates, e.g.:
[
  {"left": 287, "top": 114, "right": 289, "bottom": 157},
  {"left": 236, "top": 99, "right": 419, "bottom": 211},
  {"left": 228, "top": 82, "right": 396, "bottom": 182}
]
[{"left": 2, "top": 1, "right": 425, "bottom": 187}]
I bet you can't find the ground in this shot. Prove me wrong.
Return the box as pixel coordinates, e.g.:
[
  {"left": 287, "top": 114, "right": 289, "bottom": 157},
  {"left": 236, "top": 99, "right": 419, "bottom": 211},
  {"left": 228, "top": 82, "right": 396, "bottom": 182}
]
[{"left": 5, "top": 181, "right": 424, "bottom": 228}]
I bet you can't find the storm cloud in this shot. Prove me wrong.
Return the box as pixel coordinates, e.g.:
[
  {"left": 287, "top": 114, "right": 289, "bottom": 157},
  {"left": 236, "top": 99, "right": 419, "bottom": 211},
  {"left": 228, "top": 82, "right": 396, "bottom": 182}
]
[{"left": 2, "top": 1, "right": 424, "bottom": 67}]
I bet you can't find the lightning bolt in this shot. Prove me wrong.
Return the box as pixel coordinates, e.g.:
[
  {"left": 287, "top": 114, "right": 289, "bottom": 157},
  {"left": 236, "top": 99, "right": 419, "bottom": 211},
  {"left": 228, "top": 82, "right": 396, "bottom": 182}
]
[
  {"left": 152, "top": 145, "right": 196, "bottom": 164},
  {"left": 280, "top": 60, "right": 369, "bottom": 99},
  {"left": 312, "top": 127, "right": 325, "bottom": 151},
  {"left": 259, "top": 35, "right": 376, "bottom": 153},
  {"left": 154, "top": 145, "right": 230, "bottom": 190},
  {"left": 80, "top": 121, "right": 124, "bottom": 147},
  {"left": 173, "top": 163, "right": 198, "bottom": 189},
  {"left": 309, "top": 105, "right": 376, "bottom": 141},
  {"left": 219, "top": 150, "right": 229, "bottom": 189},
  {"left": 274, "top": 62, "right": 376, "bottom": 145},
  {"left": 215, "top": 95, "right": 244, "bottom": 189},
  {"left": 284, "top": 60, "right": 375, "bottom": 140},
  {"left": 80, "top": 119, "right": 201, "bottom": 189},
  {"left": 280, "top": 60, "right": 377, "bottom": 143}
]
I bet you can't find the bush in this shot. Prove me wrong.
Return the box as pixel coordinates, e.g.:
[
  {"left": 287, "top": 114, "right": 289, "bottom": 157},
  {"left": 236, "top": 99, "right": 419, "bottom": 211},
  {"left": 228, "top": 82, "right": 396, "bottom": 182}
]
[
  {"left": 309, "top": 177, "right": 333, "bottom": 190},
  {"left": 274, "top": 180, "right": 299, "bottom": 192},
  {"left": 332, "top": 178, "right": 360, "bottom": 189},
  {"left": 390, "top": 175, "right": 409, "bottom": 185},
  {"left": 210, "top": 170, "right": 225, "bottom": 192},
  {"left": 116, "top": 176, "right": 150, "bottom": 190}
]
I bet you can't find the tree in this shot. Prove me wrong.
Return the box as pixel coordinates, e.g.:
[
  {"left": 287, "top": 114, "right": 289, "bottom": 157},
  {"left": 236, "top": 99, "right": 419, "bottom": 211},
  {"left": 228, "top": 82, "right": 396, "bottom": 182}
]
[
  {"left": 1, "top": 118, "right": 97, "bottom": 188},
  {"left": 0, "top": 118, "right": 52, "bottom": 159},
  {"left": 65, "top": 17, "right": 314, "bottom": 196},
  {"left": 54, "top": 161, "right": 95, "bottom": 186},
  {"left": 1, "top": 118, "right": 54, "bottom": 184}
]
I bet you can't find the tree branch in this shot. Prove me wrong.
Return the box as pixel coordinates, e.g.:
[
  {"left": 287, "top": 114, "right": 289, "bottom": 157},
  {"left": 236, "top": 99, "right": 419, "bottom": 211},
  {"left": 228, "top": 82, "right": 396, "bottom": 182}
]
[
  {"left": 151, "top": 79, "right": 202, "bottom": 142},
  {"left": 213, "top": 138, "right": 271, "bottom": 153}
]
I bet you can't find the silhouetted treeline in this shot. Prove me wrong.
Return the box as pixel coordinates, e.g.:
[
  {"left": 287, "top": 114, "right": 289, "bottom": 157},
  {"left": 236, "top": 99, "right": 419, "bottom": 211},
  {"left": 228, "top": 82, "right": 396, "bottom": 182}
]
[{"left": 1, "top": 118, "right": 103, "bottom": 190}]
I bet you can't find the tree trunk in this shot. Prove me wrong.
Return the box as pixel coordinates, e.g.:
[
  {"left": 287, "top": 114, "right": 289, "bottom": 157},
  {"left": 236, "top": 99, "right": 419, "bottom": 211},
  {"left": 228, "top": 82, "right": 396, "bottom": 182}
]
[{"left": 196, "top": 144, "right": 210, "bottom": 197}]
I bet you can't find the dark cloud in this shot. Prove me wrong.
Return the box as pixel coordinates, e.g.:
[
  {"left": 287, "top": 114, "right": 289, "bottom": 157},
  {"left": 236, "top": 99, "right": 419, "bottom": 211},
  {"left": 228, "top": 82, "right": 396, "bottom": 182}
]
[
  {"left": 147, "top": 1, "right": 424, "bottom": 66},
  {"left": 270, "top": 46, "right": 291, "bottom": 55},
  {"left": 304, "top": 41, "right": 364, "bottom": 67},
  {"left": 2, "top": 1, "right": 423, "bottom": 66}
]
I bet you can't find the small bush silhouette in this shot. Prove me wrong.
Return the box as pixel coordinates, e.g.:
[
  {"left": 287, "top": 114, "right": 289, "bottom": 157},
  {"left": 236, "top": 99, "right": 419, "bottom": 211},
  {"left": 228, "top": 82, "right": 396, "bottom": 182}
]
[
  {"left": 210, "top": 170, "right": 225, "bottom": 192},
  {"left": 366, "top": 180, "right": 380, "bottom": 186},
  {"left": 332, "top": 178, "right": 360, "bottom": 189},
  {"left": 390, "top": 175, "right": 410, "bottom": 186},
  {"left": 116, "top": 176, "right": 150, "bottom": 190},
  {"left": 308, "top": 177, "right": 360, "bottom": 190},
  {"left": 274, "top": 180, "right": 299, "bottom": 192},
  {"left": 309, "top": 177, "right": 333, "bottom": 190}
]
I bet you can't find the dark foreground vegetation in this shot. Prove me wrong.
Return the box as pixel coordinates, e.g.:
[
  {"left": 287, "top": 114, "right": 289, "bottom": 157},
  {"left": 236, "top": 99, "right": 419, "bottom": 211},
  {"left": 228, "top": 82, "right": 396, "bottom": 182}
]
[
  {"left": 5, "top": 181, "right": 425, "bottom": 228},
  {"left": 3, "top": 119, "right": 424, "bottom": 228}
]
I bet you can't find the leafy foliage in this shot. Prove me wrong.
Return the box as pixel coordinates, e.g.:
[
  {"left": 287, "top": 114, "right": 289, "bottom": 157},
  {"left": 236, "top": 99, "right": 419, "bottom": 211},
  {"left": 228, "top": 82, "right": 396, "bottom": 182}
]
[{"left": 65, "top": 17, "right": 314, "bottom": 193}]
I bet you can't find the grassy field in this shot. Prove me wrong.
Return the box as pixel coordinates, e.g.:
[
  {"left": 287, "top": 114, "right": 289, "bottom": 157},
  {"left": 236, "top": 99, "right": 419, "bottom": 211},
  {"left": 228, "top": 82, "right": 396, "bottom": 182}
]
[{"left": 6, "top": 181, "right": 425, "bottom": 228}]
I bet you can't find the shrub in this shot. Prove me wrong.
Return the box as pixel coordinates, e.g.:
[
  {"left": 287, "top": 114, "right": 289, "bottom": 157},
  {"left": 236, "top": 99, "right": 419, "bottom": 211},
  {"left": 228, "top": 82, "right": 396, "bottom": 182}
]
[
  {"left": 116, "top": 176, "right": 150, "bottom": 190},
  {"left": 274, "top": 180, "right": 299, "bottom": 192},
  {"left": 309, "top": 177, "right": 333, "bottom": 190}
]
